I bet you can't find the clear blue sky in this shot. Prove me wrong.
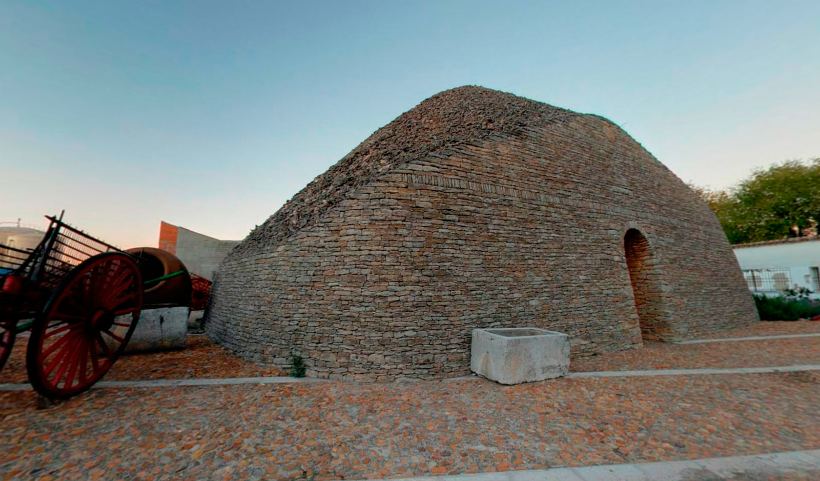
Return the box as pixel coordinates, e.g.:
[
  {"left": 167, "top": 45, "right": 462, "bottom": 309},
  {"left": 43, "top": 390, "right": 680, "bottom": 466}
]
[{"left": 2, "top": 0, "right": 819, "bottom": 247}]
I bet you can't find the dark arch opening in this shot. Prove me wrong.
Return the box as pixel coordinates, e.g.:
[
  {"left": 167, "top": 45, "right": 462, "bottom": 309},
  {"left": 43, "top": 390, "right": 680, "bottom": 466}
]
[{"left": 624, "top": 229, "right": 666, "bottom": 341}]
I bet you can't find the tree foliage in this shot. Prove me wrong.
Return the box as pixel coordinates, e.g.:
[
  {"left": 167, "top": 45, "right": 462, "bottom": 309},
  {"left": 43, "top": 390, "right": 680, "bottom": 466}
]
[{"left": 692, "top": 159, "right": 820, "bottom": 244}]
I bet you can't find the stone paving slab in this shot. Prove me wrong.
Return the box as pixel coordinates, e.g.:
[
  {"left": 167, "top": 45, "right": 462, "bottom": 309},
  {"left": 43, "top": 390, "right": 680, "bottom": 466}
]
[
  {"left": 675, "top": 333, "right": 820, "bottom": 344},
  {"left": 368, "top": 450, "right": 819, "bottom": 481},
  {"left": 2, "top": 371, "right": 817, "bottom": 480},
  {"left": 571, "top": 337, "right": 820, "bottom": 373},
  {"left": 567, "top": 364, "right": 820, "bottom": 379},
  {"left": 704, "top": 321, "right": 820, "bottom": 339}
]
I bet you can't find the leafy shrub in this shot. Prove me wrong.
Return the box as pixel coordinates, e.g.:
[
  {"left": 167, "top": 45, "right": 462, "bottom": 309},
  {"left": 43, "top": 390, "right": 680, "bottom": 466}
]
[
  {"left": 289, "top": 354, "right": 306, "bottom": 378},
  {"left": 753, "top": 293, "right": 820, "bottom": 321}
]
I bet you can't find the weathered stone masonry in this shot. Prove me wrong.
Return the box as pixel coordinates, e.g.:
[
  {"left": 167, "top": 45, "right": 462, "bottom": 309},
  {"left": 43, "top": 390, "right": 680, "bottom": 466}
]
[{"left": 206, "top": 86, "right": 758, "bottom": 380}]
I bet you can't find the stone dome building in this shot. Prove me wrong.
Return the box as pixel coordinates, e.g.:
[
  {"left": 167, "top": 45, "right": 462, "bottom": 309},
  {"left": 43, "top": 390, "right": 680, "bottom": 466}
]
[{"left": 206, "top": 86, "right": 757, "bottom": 380}]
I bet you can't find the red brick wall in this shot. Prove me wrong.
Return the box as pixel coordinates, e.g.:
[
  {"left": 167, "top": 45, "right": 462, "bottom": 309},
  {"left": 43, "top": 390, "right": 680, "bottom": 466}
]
[{"left": 158, "top": 221, "right": 178, "bottom": 255}]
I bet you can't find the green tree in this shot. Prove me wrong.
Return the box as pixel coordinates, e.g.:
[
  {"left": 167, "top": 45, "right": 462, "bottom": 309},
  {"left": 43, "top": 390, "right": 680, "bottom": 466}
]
[
  {"left": 690, "top": 186, "right": 746, "bottom": 244},
  {"left": 692, "top": 158, "right": 820, "bottom": 244}
]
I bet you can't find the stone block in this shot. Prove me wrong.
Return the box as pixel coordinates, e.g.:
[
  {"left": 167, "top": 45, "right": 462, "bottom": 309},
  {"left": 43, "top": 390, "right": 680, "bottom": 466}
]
[
  {"left": 470, "top": 328, "right": 569, "bottom": 384},
  {"left": 125, "top": 306, "right": 189, "bottom": 353}
]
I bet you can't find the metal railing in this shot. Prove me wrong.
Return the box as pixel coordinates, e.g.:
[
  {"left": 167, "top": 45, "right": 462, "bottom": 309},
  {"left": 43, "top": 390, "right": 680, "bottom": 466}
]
[{"left": 742, "top": 268, "right": 792, "bottom": 292}]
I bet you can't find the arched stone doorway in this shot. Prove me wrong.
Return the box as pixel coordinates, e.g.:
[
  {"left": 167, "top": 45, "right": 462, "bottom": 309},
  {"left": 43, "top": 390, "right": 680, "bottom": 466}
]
[{"left": 624, "top": 229, "right": 667, "bottom": 341}]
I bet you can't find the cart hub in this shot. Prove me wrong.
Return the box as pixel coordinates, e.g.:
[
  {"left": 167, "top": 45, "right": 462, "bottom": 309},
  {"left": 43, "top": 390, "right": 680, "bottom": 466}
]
[{"left": 90, "top": 309, "right": 114, "bottom": 330}]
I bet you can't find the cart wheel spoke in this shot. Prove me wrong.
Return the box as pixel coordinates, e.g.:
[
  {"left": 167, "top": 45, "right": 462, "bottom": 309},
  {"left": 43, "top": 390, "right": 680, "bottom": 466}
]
[
  {"left": 43, "top": 322, "right": 77, "bottom": 339},
  {"left": 102, "top": 328, "right": 125, "bottom": 344},
  {"left": 106, "top": 275, "right": 139, "bottom": 309},
  {"left": 62, "top": 339, "right": 84, "bottom": 389},
  {"left": 109, "top": 294, "right": 139, "bottom": 313},
  {"left": 90, "top": 264, "right": 106, "bottom": 300},
  {"left": 77, "top": 338, "right": 89, "bottom": 385},
  {"left": 0, "top": 320, "right": 15, "bottom": 370},
  {"left": 89, "top": 338, "right": 101, "bottom": 373},
  {"left": 41, "top": 328, "right": 81, "bottom": 360},
  {"left": 107, "top": 267, "right": 134, "bottom": 297},
  {"left": 95, "top": 331, "right": 112, "bottom": 358},
  {"left": 51, "top": 311, "right": 86, "bottom": 323},
  {"left": 55, "top": 296, "right": 86, "bottom": 320},
  {"left": 101, "top": 261, "right": 131, "bottom": 307},
  {"left": 47, "top": 334, "right": 83, "bottom": 387},
  {"left": 42, "top": 330, "right": 81, "bottom": 373}
]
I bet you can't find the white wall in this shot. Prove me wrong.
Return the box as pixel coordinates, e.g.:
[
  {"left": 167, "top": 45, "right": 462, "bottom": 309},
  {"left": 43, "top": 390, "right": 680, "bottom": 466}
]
[
  {"left": 733, "top": 239, "right": 820, "bottom": 299},
  {"left": 174, "top": 227, "right": 239, "bottom": 280}
]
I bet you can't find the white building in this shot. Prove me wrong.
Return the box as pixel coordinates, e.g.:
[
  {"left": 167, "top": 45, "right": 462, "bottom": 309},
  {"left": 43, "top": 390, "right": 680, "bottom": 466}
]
[
  {"left": 0, "top": 224, "right": 45, "bottom": 269},
  {"left": 733, "top": 237, "right": 820, "bottom": 299}
]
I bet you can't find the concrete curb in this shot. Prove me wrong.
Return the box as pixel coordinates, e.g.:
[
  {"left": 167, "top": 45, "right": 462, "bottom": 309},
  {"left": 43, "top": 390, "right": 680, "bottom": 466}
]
[{"left": 1, "top": 364, "right": 818, "bottom": 392}]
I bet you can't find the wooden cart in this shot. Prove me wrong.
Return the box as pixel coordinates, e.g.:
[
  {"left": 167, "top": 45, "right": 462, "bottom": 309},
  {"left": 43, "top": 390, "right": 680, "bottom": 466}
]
[{"left": 0, "top": 212, "right": 144, "bottom": 399}]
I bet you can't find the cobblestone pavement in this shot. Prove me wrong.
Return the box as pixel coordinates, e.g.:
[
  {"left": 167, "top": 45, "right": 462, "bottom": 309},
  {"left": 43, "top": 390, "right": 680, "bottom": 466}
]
[
  {"left": 1, "top": 322, "right": 818, "bottom": 480},
  {"left": 1, "top": 369, "right": 818, "bottom": 480},
  {"left": 0, "top": 335, "right": 284, "bottom": 384}
]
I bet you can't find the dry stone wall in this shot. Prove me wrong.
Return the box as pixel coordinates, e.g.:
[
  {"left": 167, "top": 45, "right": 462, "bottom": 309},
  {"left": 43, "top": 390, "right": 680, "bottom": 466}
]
[{"left": 206, "top": 87, "right": 758, "bottom": 380}]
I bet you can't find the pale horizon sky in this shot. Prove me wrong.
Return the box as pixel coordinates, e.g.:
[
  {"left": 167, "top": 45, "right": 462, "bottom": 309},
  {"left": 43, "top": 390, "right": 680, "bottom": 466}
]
[{"left": 2, "top": 1, "right": 819, "bottom": 247}]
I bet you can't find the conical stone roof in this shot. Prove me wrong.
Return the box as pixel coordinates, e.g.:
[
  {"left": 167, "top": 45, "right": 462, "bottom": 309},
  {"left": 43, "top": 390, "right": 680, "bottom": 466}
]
[{"left": 235, "top": 86, "right": 580, "bottom": 256}]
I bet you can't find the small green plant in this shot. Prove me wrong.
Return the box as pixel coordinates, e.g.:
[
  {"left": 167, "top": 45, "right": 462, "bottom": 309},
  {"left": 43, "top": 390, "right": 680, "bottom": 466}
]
[
  {"left": 293, "top": 469, "right": 316, "bottom": 481},
  {"left": 753, "top": 293, "right": 820, "bottom": 321},
  {"left": 289, "top": 354, "right": 306, "bottom": 378}
]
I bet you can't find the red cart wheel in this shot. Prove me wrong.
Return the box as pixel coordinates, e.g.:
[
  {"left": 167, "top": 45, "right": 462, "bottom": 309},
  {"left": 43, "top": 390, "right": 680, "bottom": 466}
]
[
  {"left": 0, "top": 318, "right": 15, "bottom": 371},
  {"left": 26, "top": 252, "right": 143, "bottom": 399}
]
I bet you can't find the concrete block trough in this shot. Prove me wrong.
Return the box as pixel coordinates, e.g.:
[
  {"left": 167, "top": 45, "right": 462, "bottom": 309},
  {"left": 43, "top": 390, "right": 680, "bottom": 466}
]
[
  {"left": 124, "top": 306, "right": 189, "bottom": 353},
  {"left": 470, "top": 328, "right": 570, "bottom": 384}
]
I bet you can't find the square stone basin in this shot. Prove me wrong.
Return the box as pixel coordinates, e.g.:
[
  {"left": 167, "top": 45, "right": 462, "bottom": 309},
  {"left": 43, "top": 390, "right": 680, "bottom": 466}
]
[
  {"left": 470, "top": 327, "right": 569, "bottom": 384},
  {"left": 123, "top": 306, "right": 189, "bottom": 353},
  {"left": 482, "top": 328, "right": 549, "bottom": 337}
]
